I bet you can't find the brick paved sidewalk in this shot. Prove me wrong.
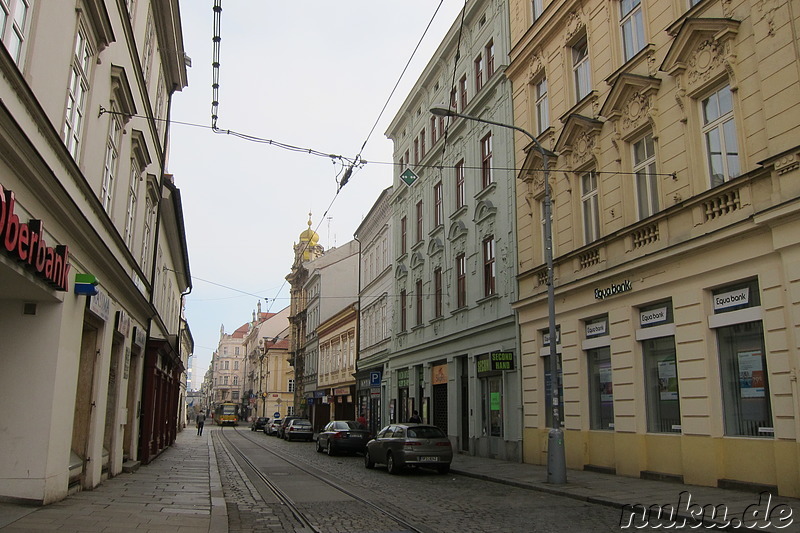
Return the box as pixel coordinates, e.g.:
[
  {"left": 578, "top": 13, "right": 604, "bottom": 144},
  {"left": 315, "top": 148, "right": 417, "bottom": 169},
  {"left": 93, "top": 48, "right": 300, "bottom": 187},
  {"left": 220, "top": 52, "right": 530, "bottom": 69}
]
[{"left": 0, "top": 429, "right": 227, "bottom": 533}]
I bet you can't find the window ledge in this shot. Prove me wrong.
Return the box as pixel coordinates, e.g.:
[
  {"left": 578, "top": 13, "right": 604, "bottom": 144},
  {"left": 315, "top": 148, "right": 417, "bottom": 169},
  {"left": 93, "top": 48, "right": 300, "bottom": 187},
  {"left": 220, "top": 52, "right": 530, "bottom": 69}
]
[
  {"left": 475, "top": 181, "right": 497, "bottom": 201},
  {"left": 477, "top": 293, "right": 500, "bottom": 305},
  {"left": 450, "top": 205, "right": 468, "bottom": 220}
]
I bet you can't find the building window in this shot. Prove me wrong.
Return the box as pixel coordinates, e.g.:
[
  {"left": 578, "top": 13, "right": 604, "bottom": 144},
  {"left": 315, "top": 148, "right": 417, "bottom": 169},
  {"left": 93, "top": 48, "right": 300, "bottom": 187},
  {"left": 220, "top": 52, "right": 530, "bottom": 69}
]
[
  {"left": 532, "top": 0, "right": 543, "bottom": 20},
  {"left": 100, "top": 111, "right": 123, "bottom": 213},
  {"left": 0, "top": 0, "right": 29, "bottom": 64},
  {"left": 620, "top": 0, "right": 645, "bottom": 62},
  {"left": 535, "top": 77, "right": 549, "bottom": 135},
  {"left": 64, "top": 24, "right": 92, "bottom": 159},
  {"left": 434, "top": 181, "right": 443, "bottom": 227},
  {"left": 233, "top": 376, "right": 238, "bottom": 386},
  {"left": 400, "top": 289, "right": 407, "bottom": 332},
  {"left": 415, "top": 200, "right": 423, "bottom": 243},
  {"left": 288, "top": 379, "right": 295, "bottom": 392},
  {"left": 420, "top": 128, "right": 426, "bottom": 158},
  {"left": 400, "top": 216, "right": 407, "bottom": 255},
  {"left": 142, "top": 9, "right": 155, "bottom": 84},
  {"left": 581, "top": 170, "right": 600, "bottom": 244},
  {"left": 633, "top": 133, "right": 658, "bottom": 219},
  {"left": 483, "top": 236, "right": 495, "bottom": 297},
  {"left": 638, "top": 302, "right": 680, "bottom": 433},
  {"left": 404, "top": 150, "right": 409, "bottom": 169},
  {"left": 713, "top": 279, "right": 772, "bottom": 437},
  {"left": 430, "top": 116, "right": 438, "bottom": 145},
  {"left": 450, "top": 87, "right": 458, "bottom": 113},
  {"left": 486, "top": 40, "right": 495, "bottom": 78},
  {"left": 287, "top": 405, "right": 295, "bottom": 416},
  {"left": 223, "top": 376, "right": 229, "bottom": 385},
  {"left": 572, "top": 37, "right": 591, "bottom": 102},
  {"left": 414, "top": 138, "right": 419, "bottom": 165},
  {"left": 588, "top": 346, "right": 614, "bottom": 430},
  {"left": 415, "top": 278, "right": 423, "bottom": 326},
  {"left": 456, "top": 253, "right": 466, "bottom": 308},
  {"left": 434, "top": 268, "right": 442, "bottom": 318},
  {"left": 475, "top": 53, "right": 484, "bottom": 92},
  {"left": 224, "top": 360, "right": 229, "bottom": 370},
  {"left": 702, "top": 84, "right": 740, "bottom": 187},
  {"left": 455, "top": 159, "right": 466, "bottom": 209},
  {"left": 234, "top": 360, "right": 239, "bottom": 369},
  {"left": 481, "top": 133, "right": 493, "bottom": 189},
  {"left": 234, "top": 347, "right": 239, "bottom": 356},
  {"left": 124, "top": 159, "right": 140, "bottom": 247},
  {"left": 459, "top": 75, "right": 468, "bottom": 110},
  {"left": 141, "top": 195, "right": 155, "bottom": 266}
]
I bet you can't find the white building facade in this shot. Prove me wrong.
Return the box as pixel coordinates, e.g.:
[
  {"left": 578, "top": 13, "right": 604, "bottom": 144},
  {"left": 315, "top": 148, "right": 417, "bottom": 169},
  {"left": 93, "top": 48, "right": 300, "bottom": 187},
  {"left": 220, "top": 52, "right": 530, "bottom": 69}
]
[{"left": 385, "top": 0, "right": 522, "bottom": 460}]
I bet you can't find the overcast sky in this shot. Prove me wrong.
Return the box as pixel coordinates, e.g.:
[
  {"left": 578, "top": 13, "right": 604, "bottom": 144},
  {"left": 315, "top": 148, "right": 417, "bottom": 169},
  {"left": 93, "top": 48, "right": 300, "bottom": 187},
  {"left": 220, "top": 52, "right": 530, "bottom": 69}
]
[{"left": 169, "top": 1, "right": 467, "bottom": 382}]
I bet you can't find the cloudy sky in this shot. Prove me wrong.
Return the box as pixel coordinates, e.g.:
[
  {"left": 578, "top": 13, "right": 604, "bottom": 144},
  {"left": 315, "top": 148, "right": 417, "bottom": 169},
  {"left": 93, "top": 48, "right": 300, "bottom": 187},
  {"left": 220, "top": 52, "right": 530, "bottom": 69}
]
[{"left": 169, "top": 1, "right": 467, "bottom": 381}]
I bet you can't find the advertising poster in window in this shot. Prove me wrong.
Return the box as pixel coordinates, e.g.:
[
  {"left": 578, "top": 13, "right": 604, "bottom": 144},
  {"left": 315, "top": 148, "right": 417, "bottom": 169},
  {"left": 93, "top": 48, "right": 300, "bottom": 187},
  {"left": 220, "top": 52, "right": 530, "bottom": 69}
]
[
  {"left": 599, "top": 364, "right": 613, "bottom": 403},
  {"left": 738, "top": 350, "right": 765, "bottom": 398},
  {"left": 657, "top": 360, "right": 678, "bottom": 400}
]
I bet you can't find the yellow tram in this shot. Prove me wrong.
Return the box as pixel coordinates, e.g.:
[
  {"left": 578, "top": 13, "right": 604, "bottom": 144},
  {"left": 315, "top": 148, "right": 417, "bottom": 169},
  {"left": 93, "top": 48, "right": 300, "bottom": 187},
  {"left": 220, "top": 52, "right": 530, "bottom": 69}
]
[{"left": 214, "top": 402, "right": 239, "bottom": 426}]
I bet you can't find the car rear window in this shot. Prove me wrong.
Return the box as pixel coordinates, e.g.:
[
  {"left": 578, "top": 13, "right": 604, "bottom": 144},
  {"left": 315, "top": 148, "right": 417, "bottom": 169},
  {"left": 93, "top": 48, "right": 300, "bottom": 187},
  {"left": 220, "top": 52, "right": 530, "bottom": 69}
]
[
  {"left": 344, "top": 421, "right": 365, "bottom": 430},
  {"left": 407, "top": 427, "right": 446, "bottom": 439}
]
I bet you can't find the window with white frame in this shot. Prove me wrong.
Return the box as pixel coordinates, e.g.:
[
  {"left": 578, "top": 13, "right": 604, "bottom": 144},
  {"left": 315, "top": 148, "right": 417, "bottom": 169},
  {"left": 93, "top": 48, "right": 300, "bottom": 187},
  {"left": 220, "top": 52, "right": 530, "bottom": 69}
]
[
  {"left": 702, "top": 84, "right": 740, "bottom": 187},
  {"left": 456, "top": 253, "right": 466, "bottom": 308},
  {"left": 581, "top": 170, "right": 600, "bottom": 243},
  {"left": 633, "top": 133, "right": 658, "bottom": 219},
  {"left": 434, "top": 181, "right": 443, "bottom": 227},
  {"left": 455, "top": 159, "right": 466, "bottom": 209},
  {"left": 124, "top": 159, "right": 141, "bottom": 247},
  {"left": 534, "top": 77, "right": 549, "bottom": 135},
  {"left": 100, "top": 110, "right": 123, "bottom": 213},
  {"left": 481, "top": 132, "right": 493, "bottom": 189},
  {"left": 620, "top": 0, "right": 645, "bottom": 62},
  {"left": 0, "top": 0, "right": 29, "bottom": 64},
  {"left": 142, "top": 9, "right": 155, "bottom": 84},
  {"left": 475, "top": 53, "right": 484, "bottom": 92},
  {"left": 288, "top": 379, "right": 295, "bottom": 392},
  {"left": 64, "top": 23, "right": 92, "bottom": 159},
  {"left": 532, "top": 0, "right": 543, "bottom": 20},
  {"left": 572, "top": 37, "right": 591, "bottom": 102},
  {"left": 713, "top": 279, "right": 772, "bottom": 437},
  {"left": 483, "top": 236, "right": 496, "bottom": 297},
  {"left": 486, "top": 40, "right": 495, "bottom": 78}
]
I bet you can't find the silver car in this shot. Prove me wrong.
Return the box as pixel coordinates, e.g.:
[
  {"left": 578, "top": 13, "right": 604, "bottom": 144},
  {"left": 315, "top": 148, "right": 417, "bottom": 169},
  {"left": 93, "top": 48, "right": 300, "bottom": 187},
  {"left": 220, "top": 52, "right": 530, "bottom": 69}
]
[
  {"left": 283, "top": 418, "right": 314, "bottom": 441},
  {"left": 364, "top": 424, "right": 453, "bottom": 475}
]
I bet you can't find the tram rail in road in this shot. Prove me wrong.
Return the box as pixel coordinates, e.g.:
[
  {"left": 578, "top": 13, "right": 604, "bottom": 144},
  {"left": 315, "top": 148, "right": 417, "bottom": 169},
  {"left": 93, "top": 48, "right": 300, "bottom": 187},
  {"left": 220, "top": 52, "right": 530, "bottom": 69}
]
[{"left": 216, "top": 425, "right": 431, "bottom": 533}]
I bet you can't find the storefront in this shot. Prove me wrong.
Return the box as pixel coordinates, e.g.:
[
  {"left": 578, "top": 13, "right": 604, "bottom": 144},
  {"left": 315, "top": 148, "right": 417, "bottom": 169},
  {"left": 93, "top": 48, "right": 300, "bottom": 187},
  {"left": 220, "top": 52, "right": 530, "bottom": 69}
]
[{"left": 518, "top": 246, "right": 800, "bottom": 496}]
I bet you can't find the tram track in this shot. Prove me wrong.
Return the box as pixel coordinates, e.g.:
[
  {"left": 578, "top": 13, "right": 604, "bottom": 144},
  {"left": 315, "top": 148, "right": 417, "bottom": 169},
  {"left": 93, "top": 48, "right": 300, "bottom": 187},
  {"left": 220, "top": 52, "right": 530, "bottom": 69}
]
[{"left": 216, "top": 425, "right": 430, "bottom": 533}]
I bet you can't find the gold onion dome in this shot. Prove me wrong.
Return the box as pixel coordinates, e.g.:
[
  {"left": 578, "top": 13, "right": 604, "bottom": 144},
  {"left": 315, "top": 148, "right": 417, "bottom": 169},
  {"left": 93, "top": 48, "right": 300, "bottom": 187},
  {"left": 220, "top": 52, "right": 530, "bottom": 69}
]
[{"left": 299, "top": 213, "right": 319, "bottom": 246}]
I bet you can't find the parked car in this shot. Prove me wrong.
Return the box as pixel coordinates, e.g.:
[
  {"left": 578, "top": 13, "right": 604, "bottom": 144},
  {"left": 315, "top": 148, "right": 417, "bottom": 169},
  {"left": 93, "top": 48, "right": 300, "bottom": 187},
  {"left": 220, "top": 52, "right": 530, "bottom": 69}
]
[
  {"left": 250, "top": 417, "right": 269, "bottom": 432},
  {"left": 316, "top": 420, "right": 371, "bottom": 455},
  {"left": 276, "top": 415, "right": 301, "bottom": 439},
  {"left": 283, "top": 418, "right": 314, "bottom": 441},
  {"left": 265, "top": 418, "right": 282, "bottom": 436},
  {"left": 364, "top": 424, "right": 452, "bottom": 475}
]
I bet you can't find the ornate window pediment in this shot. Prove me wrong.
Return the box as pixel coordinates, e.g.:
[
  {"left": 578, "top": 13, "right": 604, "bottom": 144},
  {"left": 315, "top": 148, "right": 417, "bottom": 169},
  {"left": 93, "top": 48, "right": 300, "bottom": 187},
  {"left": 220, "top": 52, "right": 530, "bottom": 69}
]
[
  {"left": 473, "top": 200, "right": 497, "bottom": 224},
  {"left": 410, "top": 252, "right": 424, "bottom": 270},
  {"left": 448, "top": 220, "right": 467, "bottom": 241},
  {"left": 110, "top": 65, "right": 137, "bottom": 122},
  {"left": 555, "top": 114, "right": 602, "bottom": 169},
  {"left": 600, "top": 73, "right": 661, "bottom": 143},
  {"left": 130, "top": 130, "right": 152, "bottom": 170},
  {"left": 395, "top": 263, "right": 407, "bottom": 279},
  {"left": 661, "top": 18, "right": 740, "bottom": 97},
  {"left": 427, "top": 237, "right": 443, "bottom": 256}
]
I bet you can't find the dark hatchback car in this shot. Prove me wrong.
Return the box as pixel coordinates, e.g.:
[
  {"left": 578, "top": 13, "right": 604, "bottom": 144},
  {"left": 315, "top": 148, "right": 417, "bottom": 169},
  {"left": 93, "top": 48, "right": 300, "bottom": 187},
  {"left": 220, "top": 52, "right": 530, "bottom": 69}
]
[
  {"left": 250, "top": 417, "right": 269, "bottom": 432},
  {"left": 284, "top": 418, "right": 314, "bottom": 441},
  {"left": 364, "top": 424, "right": 452, "bottom": 475},
  {"left": 316, "top": 420, "right": 371, "bottom": 455}
]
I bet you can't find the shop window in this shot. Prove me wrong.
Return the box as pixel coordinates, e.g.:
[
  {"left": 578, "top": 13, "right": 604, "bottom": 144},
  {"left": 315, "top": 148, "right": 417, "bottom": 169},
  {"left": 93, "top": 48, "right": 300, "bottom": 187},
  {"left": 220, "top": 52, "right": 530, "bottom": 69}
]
[
  {"left": 481, "top": 376, "right": 503, "bottom": 437},
  {"left": 712, "top": 279, "right": 771, "bottom": 437},
  {"left": 585, "top": 316, "right": 613, "bottom": 430},
  {"left": 638, "top": 301, "right": 680, "bottom": 433}
]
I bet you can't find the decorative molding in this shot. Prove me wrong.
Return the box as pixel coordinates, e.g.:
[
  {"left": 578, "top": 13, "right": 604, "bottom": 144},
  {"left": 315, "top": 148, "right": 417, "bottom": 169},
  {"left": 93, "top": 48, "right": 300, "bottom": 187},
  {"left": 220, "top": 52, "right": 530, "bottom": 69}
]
[
  {"left": 448, "top": 220, "right": 468, "bottom": 242},
  {"left": 661, "top": 18, "right": 741, "bottom": 97},
  {"left": 473, "top": 199, "right": 498, "bottom": 224},
  {"left": 600, "top": 74, "right": 661, "bottom": 141},
  {"left": 555, "top": 114, "right": 603, "bottom": 169},
  {"left": 564, "top": 9, "right": 586, "bottom": 45}
]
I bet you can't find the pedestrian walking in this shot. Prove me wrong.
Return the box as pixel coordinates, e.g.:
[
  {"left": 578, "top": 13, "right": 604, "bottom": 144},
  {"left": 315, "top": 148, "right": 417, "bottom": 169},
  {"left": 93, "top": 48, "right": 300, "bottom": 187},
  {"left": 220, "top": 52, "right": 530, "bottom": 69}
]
[
  {"left": 408, "top": 410, "right": 422, "bottom": 423},
  {"left": 196, "top": 412, "right": 206, "bottom": 435}
]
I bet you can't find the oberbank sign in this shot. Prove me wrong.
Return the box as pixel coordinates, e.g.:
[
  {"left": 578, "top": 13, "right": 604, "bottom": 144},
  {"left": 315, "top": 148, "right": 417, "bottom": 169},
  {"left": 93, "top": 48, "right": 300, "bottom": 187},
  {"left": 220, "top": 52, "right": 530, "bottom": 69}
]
[{"left": 0, "top": 183, "right": 70, "bottom": 291}]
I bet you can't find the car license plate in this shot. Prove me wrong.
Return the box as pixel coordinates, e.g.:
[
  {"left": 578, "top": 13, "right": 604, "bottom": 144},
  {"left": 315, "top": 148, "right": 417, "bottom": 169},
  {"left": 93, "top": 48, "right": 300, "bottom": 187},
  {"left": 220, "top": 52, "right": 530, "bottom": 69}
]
[{"left": 419, "top": 456, "right": 438, "bottom": 462}]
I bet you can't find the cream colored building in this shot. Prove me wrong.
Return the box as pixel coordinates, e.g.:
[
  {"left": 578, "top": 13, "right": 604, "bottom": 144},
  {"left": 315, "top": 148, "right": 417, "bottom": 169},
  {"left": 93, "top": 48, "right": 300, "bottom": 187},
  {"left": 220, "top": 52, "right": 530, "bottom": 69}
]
[
  {"left": 244, "top": 305, "right": 293, "bottom": 421},
  {"left": 0, "top": 0, "right": 189, "bottom": 503},
  {"left": 506, "top": 0, "right": 800, "bottom": 495}
]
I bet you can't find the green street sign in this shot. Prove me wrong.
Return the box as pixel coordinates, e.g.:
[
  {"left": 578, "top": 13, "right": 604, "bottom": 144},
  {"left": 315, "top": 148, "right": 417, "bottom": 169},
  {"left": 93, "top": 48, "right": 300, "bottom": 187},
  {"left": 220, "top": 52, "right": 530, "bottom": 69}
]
[{"left": 400, "top": 167, "right": 419, "bottom": 187}]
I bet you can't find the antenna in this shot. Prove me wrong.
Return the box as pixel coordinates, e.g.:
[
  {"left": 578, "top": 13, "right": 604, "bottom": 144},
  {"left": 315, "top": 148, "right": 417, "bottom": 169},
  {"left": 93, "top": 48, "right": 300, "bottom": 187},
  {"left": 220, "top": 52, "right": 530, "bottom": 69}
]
[{"left": 327, "top": 216, "right": 333, "bottom": 248}]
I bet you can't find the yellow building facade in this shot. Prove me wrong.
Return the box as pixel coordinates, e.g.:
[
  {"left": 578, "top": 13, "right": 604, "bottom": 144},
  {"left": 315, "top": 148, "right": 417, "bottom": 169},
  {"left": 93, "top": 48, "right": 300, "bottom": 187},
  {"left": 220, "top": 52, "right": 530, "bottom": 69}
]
[{"left": 506, "top": 0, "right": 800, "bottom": 495}]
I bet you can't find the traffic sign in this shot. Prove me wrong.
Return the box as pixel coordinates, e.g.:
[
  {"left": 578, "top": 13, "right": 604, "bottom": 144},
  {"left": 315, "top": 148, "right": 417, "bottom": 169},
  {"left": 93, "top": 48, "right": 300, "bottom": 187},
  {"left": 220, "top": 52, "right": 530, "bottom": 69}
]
[
  {"left": 273, "top": 411, "right": 280, "bottom": 419},
  {"left": 400, "top": 168, "right": 418, "bottom": 187}
]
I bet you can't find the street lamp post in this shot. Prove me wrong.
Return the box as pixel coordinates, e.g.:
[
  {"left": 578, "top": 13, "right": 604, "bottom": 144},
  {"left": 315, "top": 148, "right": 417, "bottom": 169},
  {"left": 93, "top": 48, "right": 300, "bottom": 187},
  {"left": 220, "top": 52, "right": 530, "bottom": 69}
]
[{"left": 430, "top": 106, "right": 566, "bottom": 484}]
